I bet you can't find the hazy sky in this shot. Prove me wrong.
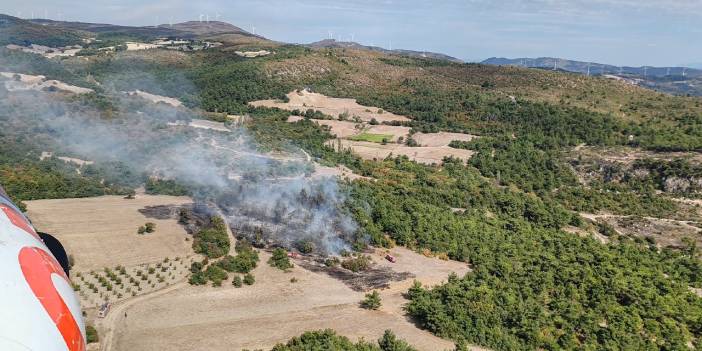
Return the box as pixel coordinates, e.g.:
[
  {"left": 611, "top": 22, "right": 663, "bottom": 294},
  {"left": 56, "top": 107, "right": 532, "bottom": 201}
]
[{"left": 2, "top": 0, "right": 701, "bottom": 66}]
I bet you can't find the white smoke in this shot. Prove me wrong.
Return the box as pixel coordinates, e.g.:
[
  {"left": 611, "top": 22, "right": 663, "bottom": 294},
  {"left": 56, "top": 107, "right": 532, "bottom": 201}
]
[{"left": 0, "top": 71, "right": 358, "bottom": 254}]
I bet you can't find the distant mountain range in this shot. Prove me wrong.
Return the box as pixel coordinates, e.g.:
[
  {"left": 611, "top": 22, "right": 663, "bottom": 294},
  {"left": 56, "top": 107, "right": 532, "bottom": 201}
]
[
  {"left": 28, "top": 18, "right": 256, "bottom": 39},
  {"left": 483, "top": 57, "right": 702, "bottom": 96},
  {"left": 483, "top": 57, "right": 702, "bottom": 78},
  {"left": 308, "top": 39, "right": 463, "bottom": 63}
]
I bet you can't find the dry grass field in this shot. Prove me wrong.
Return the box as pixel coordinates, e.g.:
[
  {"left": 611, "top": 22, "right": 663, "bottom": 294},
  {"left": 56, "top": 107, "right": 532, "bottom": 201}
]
[
  {"left": 331, "top": 139, "right": 475, "bottom": 165},
  {"left": 25, "top": 195, "right": 194, "bottom": 272},
  {"left": 108, "top": 247, "right": 475, "bottom": 351},
  {"left": 251, "top": 90, "right": 411, "bottom": 123},
  {"left": 413, "top": 131, "right": 479, "bottom": 147},
  {"left": 287, "top": 116, "right": 363, "bottom": 138}
]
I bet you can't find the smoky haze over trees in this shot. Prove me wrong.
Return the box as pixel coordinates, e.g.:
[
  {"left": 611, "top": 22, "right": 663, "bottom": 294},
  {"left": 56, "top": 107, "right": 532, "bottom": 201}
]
[{"left": 0, "top": 68, "right": 360, "bottom": 255}]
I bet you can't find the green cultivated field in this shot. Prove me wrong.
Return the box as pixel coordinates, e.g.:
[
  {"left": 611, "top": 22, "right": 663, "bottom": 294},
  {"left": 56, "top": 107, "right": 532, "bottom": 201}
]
[{"left": 349, "top": 133, "right": 393, "bottom": 143}]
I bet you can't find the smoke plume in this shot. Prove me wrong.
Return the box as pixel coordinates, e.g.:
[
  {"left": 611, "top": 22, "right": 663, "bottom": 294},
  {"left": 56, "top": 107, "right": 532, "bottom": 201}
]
[{"left": 0, "top": 70, "right": 358, "bottom": 255}]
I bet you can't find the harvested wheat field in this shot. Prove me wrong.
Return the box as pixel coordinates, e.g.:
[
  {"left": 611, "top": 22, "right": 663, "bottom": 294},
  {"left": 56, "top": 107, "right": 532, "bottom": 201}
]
[
  {"left": 331, "top": 139, "right": 475, "bottom": 165},
  {"left": 288, "top": 116, "right": 363, "bottom": 138},
  {"left": 25, "top": 195, "right": 194, "bottom": 272},
  {"left": 252, "top": 90, "right": 410, "bottom": 123},
  {"left": 108, "top": 247, "right": 477, "bottom": 351},
  {"left": 413, "top": 131, "right": 479, "bottom": 147}
]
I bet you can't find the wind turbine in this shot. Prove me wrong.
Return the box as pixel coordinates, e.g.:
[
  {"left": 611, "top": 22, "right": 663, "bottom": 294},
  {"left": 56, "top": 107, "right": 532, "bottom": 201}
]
[
  {"left": 389, "top": 40, "right": 392, "bottom": 51},
  {"left": 206, "top": 14, "right": 209, "bottom": 23},
  {"left": 619, "top": 66, "right": 623, "bottom": 75},
  {"left": 683, "top": 67, "right": 687, "bottom": 78},
  {"left": 199, "top": 14, "right": 204, "bottom": 22},
  {"left": 351, "top": 33, "right": 355, "bottom": 42},
  {"left": 643, "top": 66, "right": 648, "bottom": 78},
  {"left": 666, "top": 67, "right": 671, "bottom": 76},
  {"left": 586, "top": 62, "right": 591, "bottom": 76},
  {"left": 216, "top": 13, "right": 221, "bottom": 21},
  {"left": 328, "top": 30, "right": 333, "bottom": 40},
  {"left": 553, "top": 58, "right": 558, "bottom": 70},
  {"left": 251, "top": 25, "right": 256, "bottom": 35}
]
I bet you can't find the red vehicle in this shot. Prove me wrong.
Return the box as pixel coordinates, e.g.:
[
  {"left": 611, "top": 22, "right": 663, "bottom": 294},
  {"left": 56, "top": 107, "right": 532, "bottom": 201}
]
[
  {"left": 287, "top": 252, "right": 300, "bottom": 259},
  {"left": 385, "top": 254, "right": 396, "bottom": 263}
]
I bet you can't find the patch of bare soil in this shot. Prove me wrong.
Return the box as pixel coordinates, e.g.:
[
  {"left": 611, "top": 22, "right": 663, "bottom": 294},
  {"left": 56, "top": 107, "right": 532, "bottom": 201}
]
[
  {"left": 571, "top": 146, "right": 702, "bottom": 166},
  {"left": 562, "top": 225, "right": 609, "bottom": 244},
  {"left": 330, "top": 139, "right": 475, "bottom": 165},
  {"left": 108, "top": 247, "right": 476, "bottom": 351},
  {"left": 0, "top": 71, "right": 94, "bottom": 94},
  {"left": 580, "top": 213, "right": 702, "bottom": 249},
  {"left": 251, "top": 90, "right": 410, "bottom": 123},
  {"left": 25, "top": 195, "right": 194, "bottom": 272},
  {"left": 312, "top": 164, "right": 371, "bottom": 181},
  {"left": 413, "top": 131, "right": 479, "bottom": 147},
  {"left": 126, "top": 90, "right": 182, "bottom": 107},
  {"left": 235, "top": 50, "right": 271, "bottom": 57}
]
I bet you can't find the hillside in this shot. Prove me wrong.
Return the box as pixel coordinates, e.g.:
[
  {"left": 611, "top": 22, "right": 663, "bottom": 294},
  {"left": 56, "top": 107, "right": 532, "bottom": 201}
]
[
  {"left": 169, "top": 20, "right": 252, "bottom": 36},
  {"left": 308, "top": 39, "right": 462, "bottom": 62},
  {"left": 0, "top": 14, "right": 84, "bottom": 46},
  {"left": 484, "top": 56, "right": 702, "bottom": 96}
]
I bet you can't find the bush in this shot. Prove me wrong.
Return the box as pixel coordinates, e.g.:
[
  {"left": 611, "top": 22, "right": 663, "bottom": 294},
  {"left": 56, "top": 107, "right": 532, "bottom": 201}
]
[
  {"left": 190, "top": 261, "right": 203, "bottom": 273},
  {"left": 295, "top": 240, "right": 315, "bottom": 254},
  {"left": 86, "top": 325, "right": 99, "bottom": 344},
  {"left": 217, "top": 244, "right": 259, "bottom": 273},
  {"left": 378, "top": 330, "right": 417, "bottom": 351},
  {"left": 270, "top": 329, "right": 417, "bottom": 350},
  {"left": 243, "top": 273, "right": 255, "bottom": 285},
  {"left": 193, "top": 216, "right": 230, "bottom": 259},
  {"left": 204, "top": 265, "right": 228, "bottom": 287},
  {"left": 232, "top": 275, "right": 243, "bottom": 287},
  {"left": 342, "top": 255, "right": 372, "bottom": 273},
  {"left": 268, "top": 248, "right": 293, "bottom": 270},
  {"left": 189, "top": 272, "right": 207, "bottom": 285},
  {"left": 361, "top": 291, "right": 381, "bottom": 310},
  {"left": 144, "top": 222, "right": 156, "bottom": 233}
]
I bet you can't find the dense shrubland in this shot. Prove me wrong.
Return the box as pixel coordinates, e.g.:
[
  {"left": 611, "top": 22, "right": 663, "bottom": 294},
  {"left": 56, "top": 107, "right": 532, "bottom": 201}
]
[
  {"left": 265, "top": 329, "right": 420, "bottom": 351},
  {"left": 192, "top": 216, "right": 230, "bottom": 259}
]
